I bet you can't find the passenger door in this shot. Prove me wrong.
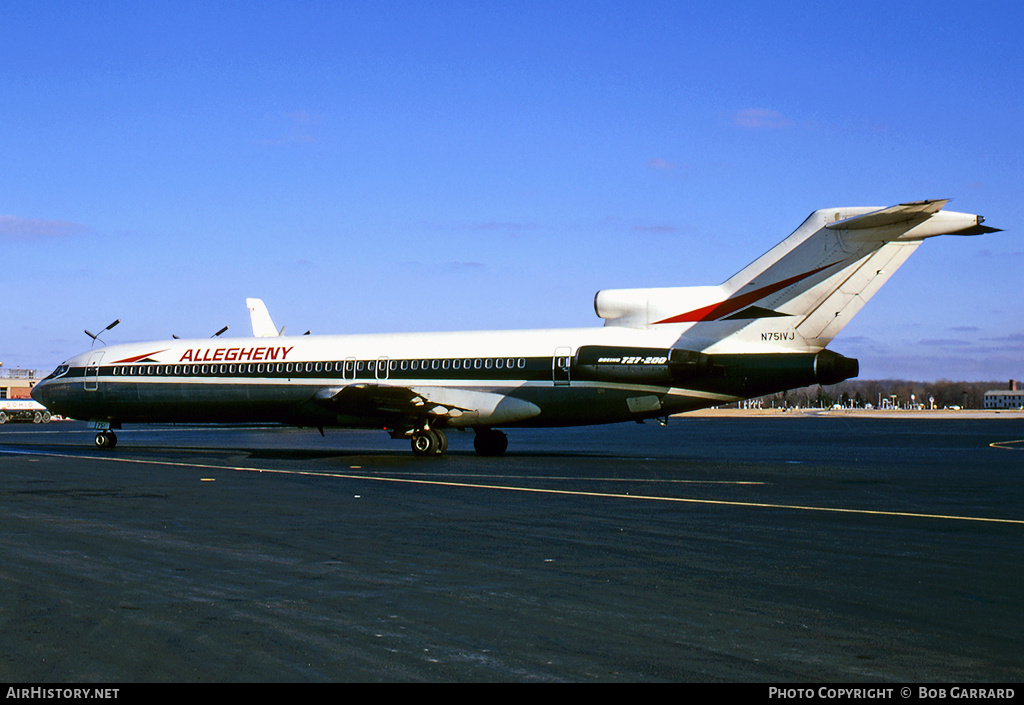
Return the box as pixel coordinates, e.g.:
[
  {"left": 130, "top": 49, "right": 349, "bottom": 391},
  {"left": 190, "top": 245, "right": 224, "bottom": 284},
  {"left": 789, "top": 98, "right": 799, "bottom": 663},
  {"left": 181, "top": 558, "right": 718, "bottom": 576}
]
[
  {"left": 84, "top": 352, "right": 104, "bottom": 391},
  {"left": 553, "top": 347, "right": 572, "bottom": 386}
]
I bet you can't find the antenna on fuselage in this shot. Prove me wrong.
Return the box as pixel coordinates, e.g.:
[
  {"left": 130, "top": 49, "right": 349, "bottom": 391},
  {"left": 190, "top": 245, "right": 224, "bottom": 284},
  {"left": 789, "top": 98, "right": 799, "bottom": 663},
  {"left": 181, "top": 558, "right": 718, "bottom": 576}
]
[{"left": 84, "top": 319, "right": 121, "bottom": 348}]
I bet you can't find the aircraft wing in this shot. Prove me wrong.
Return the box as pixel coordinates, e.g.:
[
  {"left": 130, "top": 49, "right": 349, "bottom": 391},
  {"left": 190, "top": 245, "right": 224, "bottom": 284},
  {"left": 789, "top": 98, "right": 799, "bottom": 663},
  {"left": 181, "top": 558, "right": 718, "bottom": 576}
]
[{"left": 312, "top": 384, "right": 541, "bottom": 428}]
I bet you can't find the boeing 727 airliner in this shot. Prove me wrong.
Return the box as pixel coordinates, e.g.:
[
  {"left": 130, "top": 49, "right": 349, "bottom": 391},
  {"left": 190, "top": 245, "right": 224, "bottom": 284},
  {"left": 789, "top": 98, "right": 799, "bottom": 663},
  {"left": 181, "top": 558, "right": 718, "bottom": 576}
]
[{"left": 32, "top": 200, "right": 999, "bottom": 456}]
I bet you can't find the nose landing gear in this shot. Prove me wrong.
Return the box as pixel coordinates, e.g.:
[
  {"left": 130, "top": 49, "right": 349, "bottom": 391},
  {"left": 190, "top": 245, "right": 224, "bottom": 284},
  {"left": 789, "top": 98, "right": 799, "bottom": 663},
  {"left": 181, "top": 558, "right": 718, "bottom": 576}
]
[
  {"left": 94, "top": 430, "right": 118, "bottom": 449},
  {"left": 90, "top": 421, "right": 119, "bottom": 449}
]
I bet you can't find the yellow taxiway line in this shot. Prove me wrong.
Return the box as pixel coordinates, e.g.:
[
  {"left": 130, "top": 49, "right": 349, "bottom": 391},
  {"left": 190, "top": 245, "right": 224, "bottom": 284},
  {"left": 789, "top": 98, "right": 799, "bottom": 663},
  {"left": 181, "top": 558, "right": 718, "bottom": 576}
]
[{"left": 5, "top": 447, "right": 1022, "bottom": 526}]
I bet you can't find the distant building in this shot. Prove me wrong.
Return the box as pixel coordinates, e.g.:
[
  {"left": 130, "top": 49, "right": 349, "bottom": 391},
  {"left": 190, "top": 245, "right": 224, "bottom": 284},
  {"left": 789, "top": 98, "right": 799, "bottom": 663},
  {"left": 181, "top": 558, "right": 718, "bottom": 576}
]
[
  {"left": 0, "top": 368, "right": 42, "bottom": 400},
  {"left": 984, "top": 380, "right": 1024, "bottom": 410}
]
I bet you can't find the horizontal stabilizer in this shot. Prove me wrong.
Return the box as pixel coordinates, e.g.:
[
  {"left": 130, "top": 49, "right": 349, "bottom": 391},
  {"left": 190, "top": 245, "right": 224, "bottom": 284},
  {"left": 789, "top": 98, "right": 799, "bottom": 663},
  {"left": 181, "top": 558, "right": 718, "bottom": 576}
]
[
  {"left": 825, "top": 199, "right": 949, "bottom": 229},
  {"left": 826, "top": 199, "right": 999, "bottom": 238},
  {"left": 595, "top": 198, "right": 1000, "bottom": 353},
  {"left": 949, "top": 223, "right": 1002, "bottom": 235}
]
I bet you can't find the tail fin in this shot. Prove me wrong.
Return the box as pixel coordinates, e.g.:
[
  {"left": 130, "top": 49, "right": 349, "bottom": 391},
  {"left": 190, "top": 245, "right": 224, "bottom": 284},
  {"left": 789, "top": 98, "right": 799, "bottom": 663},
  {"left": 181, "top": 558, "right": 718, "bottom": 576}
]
[
  {"left": 246, "top": 298, "right": 282, "bottom": 337},
  {"left": 594, "top": 200, "right": 998, "bottom": 353}
]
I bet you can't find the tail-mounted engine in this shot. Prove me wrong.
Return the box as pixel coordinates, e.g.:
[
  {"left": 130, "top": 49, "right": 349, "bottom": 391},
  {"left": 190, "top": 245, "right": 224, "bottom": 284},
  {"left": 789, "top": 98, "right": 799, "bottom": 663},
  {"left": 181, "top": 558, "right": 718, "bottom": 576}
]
[{"left": 574, "top": 345, "right": 858, "bottom": 397}]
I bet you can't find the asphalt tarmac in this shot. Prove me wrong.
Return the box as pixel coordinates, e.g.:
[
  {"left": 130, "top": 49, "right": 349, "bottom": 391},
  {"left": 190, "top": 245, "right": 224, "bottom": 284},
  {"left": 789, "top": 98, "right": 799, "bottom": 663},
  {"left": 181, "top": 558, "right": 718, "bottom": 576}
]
[{"left": 1, "top": 415, "right": 1022, "bottom": 682}]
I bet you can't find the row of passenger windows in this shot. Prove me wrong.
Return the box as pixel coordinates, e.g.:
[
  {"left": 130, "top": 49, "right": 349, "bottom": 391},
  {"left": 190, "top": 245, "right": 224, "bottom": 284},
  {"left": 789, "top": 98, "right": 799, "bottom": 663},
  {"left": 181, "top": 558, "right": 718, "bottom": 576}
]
[{"left": 109, "top": 357, "right": 530, "bottom": 377}]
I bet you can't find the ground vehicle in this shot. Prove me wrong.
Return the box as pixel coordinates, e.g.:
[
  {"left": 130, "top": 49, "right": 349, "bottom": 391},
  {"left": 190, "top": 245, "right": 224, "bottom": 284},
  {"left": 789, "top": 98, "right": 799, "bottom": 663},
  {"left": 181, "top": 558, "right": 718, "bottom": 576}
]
[{"left": 0, "top": 399, "right": 53, "bottom": 424}]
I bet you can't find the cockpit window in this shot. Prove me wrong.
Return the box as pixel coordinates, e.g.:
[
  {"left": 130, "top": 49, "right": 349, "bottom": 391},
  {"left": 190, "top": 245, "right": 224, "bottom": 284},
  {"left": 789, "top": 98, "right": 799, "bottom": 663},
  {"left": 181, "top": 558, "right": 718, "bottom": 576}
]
[{"left": 49, "top": 364, "right": 70, "bottom": 379}]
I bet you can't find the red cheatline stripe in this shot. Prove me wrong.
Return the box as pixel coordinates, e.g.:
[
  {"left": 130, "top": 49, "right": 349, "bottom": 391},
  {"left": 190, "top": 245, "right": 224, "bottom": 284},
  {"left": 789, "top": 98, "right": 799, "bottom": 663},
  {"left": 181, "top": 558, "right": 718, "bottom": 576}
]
[
  {"left": 112, "top": 349, "right": 167, "bottom": 364},
  {"left": 653, "top": 261, "right": 842, "bottom": 324}
]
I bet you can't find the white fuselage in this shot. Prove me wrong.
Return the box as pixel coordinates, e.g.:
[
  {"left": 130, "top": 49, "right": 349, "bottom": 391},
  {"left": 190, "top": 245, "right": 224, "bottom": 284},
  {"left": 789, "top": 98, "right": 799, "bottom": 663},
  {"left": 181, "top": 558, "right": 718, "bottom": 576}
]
[
  {"left": 31, "top": 200, "right": 990, "bottom": 454},
  {"left": 33, "top": 325, "right": 745, "bottom": 430}
]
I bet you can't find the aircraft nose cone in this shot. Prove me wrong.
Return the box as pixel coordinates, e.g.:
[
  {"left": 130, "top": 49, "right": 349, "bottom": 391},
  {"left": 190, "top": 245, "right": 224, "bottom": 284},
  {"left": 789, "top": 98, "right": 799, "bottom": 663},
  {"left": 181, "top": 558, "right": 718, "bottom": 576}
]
[
  {"left": 30, "top": 379, "right": 51, "bottom": 406},
  {"left": 31, "top": 377, "right": 63, "bottom": 414}
]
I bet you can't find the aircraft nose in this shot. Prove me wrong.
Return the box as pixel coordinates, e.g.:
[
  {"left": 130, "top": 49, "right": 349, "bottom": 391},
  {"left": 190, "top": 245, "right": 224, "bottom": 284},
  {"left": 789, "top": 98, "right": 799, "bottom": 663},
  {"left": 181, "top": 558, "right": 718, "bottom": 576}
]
[
  {"left": 30, "top": 378, "right": 52, "bottom": 406},
  {"left": 31, "top": 376, "right": 66, "bottom": 414},
  {"left": 30, "top": 362, "right": 77, "bottom": 416}
]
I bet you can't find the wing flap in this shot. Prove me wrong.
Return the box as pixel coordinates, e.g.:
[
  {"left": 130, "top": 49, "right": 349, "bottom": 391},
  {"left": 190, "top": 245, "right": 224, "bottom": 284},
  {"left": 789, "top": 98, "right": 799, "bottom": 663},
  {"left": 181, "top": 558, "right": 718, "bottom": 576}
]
[{"left": 314, "top": 384, "right": 540, "bottom": 427}]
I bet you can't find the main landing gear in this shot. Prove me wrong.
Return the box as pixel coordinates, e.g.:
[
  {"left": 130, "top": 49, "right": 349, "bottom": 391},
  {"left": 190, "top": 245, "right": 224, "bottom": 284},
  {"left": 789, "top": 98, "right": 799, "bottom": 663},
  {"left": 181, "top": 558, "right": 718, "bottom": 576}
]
[
  {"left": 473, "top": 428, "right": 508, "bottom": 457},
  {"left": 403, "top": 427, "right": 508, "bottom": 457},
  {"left": 94, "top": 430, "right": 118, "bottom": 449},
  {"left": 410, "top": 428, "right": 448, "bottom": 457}
]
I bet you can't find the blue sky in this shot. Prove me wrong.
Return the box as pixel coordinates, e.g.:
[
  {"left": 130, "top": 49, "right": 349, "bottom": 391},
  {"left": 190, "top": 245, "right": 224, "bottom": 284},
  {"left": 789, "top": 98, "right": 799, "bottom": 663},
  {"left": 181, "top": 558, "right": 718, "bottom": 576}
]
[{"left": 2, "top": 1, "right": 1021, "bottom": 380}]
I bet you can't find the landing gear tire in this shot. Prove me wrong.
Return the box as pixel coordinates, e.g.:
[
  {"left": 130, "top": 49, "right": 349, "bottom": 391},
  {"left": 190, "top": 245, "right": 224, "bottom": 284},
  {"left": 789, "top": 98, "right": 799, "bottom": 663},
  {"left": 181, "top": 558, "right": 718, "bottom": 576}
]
[
  {"left": 473, "top": 428, "right": 508, "bottom": 457},
  {"left": 411, "top": 429, "right": 447, "bottom": 457},
  {"left": 94, "top": 431, "right": 117, "bottom": 449},
  {"left": 434, "top": 429, "right": 448, "bottom": 455}
]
